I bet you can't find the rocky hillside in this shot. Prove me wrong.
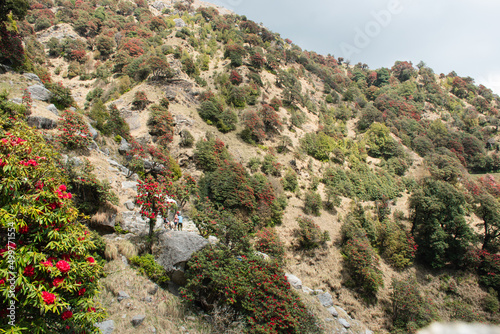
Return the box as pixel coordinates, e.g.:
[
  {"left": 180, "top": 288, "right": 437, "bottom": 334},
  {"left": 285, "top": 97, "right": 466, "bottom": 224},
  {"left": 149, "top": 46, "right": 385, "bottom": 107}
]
[{"left": 1, "top": 0, "right": 500, "bottom": 332}]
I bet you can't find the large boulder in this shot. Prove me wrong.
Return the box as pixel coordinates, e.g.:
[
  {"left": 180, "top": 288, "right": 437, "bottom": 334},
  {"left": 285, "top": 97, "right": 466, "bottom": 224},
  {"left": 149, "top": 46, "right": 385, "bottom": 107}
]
[
  {"left": 284, "top": 273, "right": 302, "bottom": 289},
  {"left": 24, "top": 73, "right": 42, "bottom": 84},
  {"left": 118, "top": 137, "right": 131, "bottom": 155},
  {"left": 27, "top": 116, "right": 57, "bottom": 129},
  {"left": 174, "top": 18, "right": 186, "bottom": 27},
  {"left": 27, "top": 84, "right": 51, "bottom": 101},
  {"left": 95, "top": 320, "right": 115, "bottom": 334},
  {"left": 46, "top": 104, "right": 59, "bottom": 115},
  {"left": 154, "top": 231, "right": 209, "bottom": 285}
]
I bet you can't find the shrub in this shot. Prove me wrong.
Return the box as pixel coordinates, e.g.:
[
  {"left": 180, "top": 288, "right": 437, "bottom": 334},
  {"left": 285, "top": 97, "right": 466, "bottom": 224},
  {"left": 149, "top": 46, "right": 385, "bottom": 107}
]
[
  {"left": 247, "top": 157, "right": 261, "bottom": 173},
  {"left": 194, "top": 137, "right": 230, "bottom": 172},
  {"left": 46, "top": 81, "right": 74, "bottom": 109},
  {"left": 391, "top": 277, "right": 438, "bottom": 331},
  {"left": 0, "top": 22, "right": 25, "bottom": 68},
  {"left": 342, "top": 236, "right": 383, "bottom": 296},
  {"left": 242, "top": 110, "right": 265, "bottom": 143},
  {"left": 282, "top": 168, "right": 298, "bottom": 192},
  {"left": 57, "top": 109, "right": 92, "bottom": 150},
  {"left": 181, "top": 244, "right": 321, "bottom": 334},
  {"left": 254, "top": 227, "right": 285, "bottom": 259},
  {"left": 294, "top": 216, "right": 329, "bottom": 250},
  {"left": 483, "top": 289, "right": 499, "bottom": 313},
  {"left": 379, "top": 220, "right": 416, "bottom": 269},
  {"left": 261, "top": 153, "right": 281, "bottom": 176},
  {"left": 179, "top": 129, "right": 194, "bottom": 147},
  {"left": 198, "top": 99, "right": 237, "bottom": 133},
  {"left": 95, "top": 35, "right": 115, "bottom": 59},
  {"left": 147, "top": 102, "right": 174, "bottom": 146},
  {"left": 130, "top": 254, "right": 169, "bottom": 286},
  {"left": 199, "top": 159, "right": 256, "bottom": 211},
  {"left": 65, "top": 158, "right": 118, "bottom": 215},
  {"left": 0, "top": 117, "right": 105, "bottom": 333},
  {"left": 229, "top": 69, "right": 242, "bottom": 85},
  {"left": 303, "top": 191, "right": 322, "bottom": 216},
  {"left": 132, "top": 90, "right": 151, "bottom": 110}
]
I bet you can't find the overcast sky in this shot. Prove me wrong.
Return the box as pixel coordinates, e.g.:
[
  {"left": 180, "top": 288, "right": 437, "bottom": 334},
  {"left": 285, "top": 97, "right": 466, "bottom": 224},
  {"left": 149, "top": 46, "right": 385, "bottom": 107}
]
[{"left": 206, "top": 0, "right": 500, "bottom": 94}]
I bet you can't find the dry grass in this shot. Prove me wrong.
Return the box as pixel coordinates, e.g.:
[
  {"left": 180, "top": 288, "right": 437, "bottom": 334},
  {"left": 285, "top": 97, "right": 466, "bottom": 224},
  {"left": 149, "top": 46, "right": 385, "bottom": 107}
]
[
  {"left": 98, "top": 259, "right": 212, "bottom": 334},
  {"left": 104, "top": 238, "right": 138, "bottom": 261}
]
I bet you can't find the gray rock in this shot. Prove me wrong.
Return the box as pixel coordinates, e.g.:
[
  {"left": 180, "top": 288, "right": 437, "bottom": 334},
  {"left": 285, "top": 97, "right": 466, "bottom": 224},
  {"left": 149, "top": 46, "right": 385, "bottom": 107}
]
[
  {"left": 324, "top": 318, "right": 334, "bottom": 322},
  {"left": 317, "top": 292, "right": 333, "bottom": 307},
  {"left": 27, "top": 116, "right": 57, "bottom": 129},
  {"left": 118, "top": 137, "right": 131, "bottom": 154},
  {"left": 148, "top": 284, "right": 159, "bottom": 295},
  {"left": 313, "top": 289, "right": 324, "bottom": 295},
  {"left": 338, "top": 318, "right": 350, "bottom": 328},
  {"left": 131, "top": 314, "right": 146, "bottom": 327},
  {"left": 124, "top": 200, "right": 135, "bottom": 210},
  {"left": 69, "top": 157, "right": 83, "bottom": 167},
  {"left": 151, "top": 1, "right": 168, "bottom": 10},
  {"left": 69, "top": 107, "right": 76, "bottom": 112},
  {"left": 101, "top": 148, "right": 110, "bottom": 155},
  {"left": 284, "top": 273, "right": 302, "bottom": 289},
  {"left": 174, "top": 114, "right": 193, "bottom": 126},
  {"left": 336, "top": 306, "right": 351, "bottom": 319},
  {"left": 154, "top": 232, "right": 210, "bottom": 285},
  {"left": 302, "top": 286, "right": 314, "bottom": 294},
  {"left": 122, "top": 255, "right": 128, "bottom": 265},
  {"left": 149, "top": 326, "right": 157, "bottom": 333},
  {"left": 129, "top": 173, "right": 140, "bottom": 181},
  {"left": 208, "top": 236, "right": 219, "bottom": 244},
  {"left": 46, "top": 104, "right": 58, "bottom": 115},
  {"left": 121, "top": 210, "right": 149, "bottom": 234},
  {"left": 24, "top": 73, "right": 42, "bottom": 83},
  {"left": 164, "top": 87, "right": 177, "bottom": 100},
  {"left": 87, "top": 123, "right": 98, "bottom": 139},
  {"left": 142, "top": 296, "right": 153, "bottom": 302},
  {"left": 326, "top": 306, "right": 338, "bottom": 317},
  {"left": 95, "top": 320, "right": 115, "bottom": 334},
  {"left": 27, "top": 84, "right": 51, "bottom": 101},
  {"left": 365, "top": 330, "right": 374, "bottom": 334},
  {"left": 117, "top": 291, "right": 130, "bottom": 302},
  {"left": 89, "top": 140, "right": 99, "bottom": 151},
  {"left": 122, "top": 181, "right": 138, "bottom": 191},
  {"left": 10, "top": 98, "right": 22, "bottom": 104},
  {"left": 174, "top": 18, "right": 186, "bottom": 27}
]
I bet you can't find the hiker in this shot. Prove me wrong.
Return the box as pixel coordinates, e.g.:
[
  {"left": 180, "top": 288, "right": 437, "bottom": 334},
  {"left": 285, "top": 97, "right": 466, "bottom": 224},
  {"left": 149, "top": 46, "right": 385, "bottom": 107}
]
[
  {"left": 178, "top": 213, "right": 183, "bottom": 231},
  {"left": 164, "top": 218, "right": 173, "bottom": 230},
  {"left": 174, "top": 212, "right": 179, "bottom": 230}
]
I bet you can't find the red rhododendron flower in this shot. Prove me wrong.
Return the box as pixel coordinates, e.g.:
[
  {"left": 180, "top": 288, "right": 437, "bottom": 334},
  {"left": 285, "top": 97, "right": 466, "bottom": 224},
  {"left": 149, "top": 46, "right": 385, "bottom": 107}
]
[
  {"left": 78, "top": 288, "right": 86, "bottom": 296},
  {"left": 0, "top": 279, "right": 5, "bottom": 284},
  {"left": 61, "top": 310, "right": 73, "bottom": 320},
  {"left": 87, "top": 307, "right": 96, "bottom": 312},
  {"left": 42, "top": 291, "right": 55, "bottom": 304},
  {"left": 23, "top": 265, "right": 34, "bottom": 277},
  {"left": 59, "top": 184, "right": 67, "bottom": 192},
  {"left": 56, "top": 260, "right": 71, "bottom": 273},
  {"left": 19, "top": 225, "right": 28, "bottom": 234},
  {"left": 53, "top": 277, "right": 64, "bottom": 287},
  {"left": 87, "top": 256, "right": 95, "bottom": 264}
]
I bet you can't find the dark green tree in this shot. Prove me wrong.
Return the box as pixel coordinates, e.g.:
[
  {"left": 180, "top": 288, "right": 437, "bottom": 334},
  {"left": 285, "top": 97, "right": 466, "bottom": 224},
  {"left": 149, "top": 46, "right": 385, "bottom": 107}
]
[{"left": 410, "top": 178, "right": 474, "bottom": 268}]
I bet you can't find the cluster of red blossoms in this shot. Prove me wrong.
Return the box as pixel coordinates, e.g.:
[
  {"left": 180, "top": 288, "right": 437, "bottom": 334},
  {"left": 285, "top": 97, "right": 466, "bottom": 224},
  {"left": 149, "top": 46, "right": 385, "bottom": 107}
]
[{"left": 56, "top": 184, "right": 72, "bottom": 200}]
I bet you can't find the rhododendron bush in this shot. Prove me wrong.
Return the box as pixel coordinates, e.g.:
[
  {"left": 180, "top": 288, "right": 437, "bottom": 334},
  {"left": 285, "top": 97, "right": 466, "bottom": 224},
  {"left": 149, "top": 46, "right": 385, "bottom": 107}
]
[
  {"left": 181, "top": 245, "right": 320, "bottom": 334},
  {"left": 0, "top": 113, "right": 105, "bottom": 332}
]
